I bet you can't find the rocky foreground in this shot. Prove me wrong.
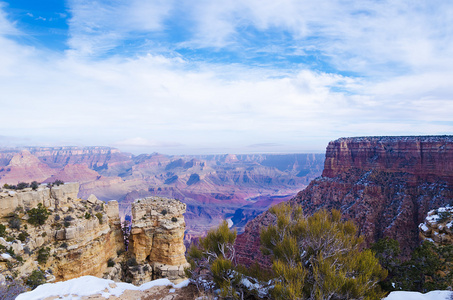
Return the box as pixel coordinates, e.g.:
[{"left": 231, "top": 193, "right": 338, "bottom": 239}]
[{"left": 0, "top": 183, "right": 189, "bottom": 289}]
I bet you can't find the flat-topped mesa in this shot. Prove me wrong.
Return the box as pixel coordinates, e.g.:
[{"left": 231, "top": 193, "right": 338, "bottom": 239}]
[
  {"left": 129, "top": 197, "right": 189, "bottom": 284},
  {"left": 323, "top": 136, "right": 453, "bottom": 182}
]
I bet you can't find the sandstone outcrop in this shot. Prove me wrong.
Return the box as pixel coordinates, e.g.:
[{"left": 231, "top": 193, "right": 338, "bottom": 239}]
[
  {"left": 128, "top": 197, "right": 189, "bottom": 284},
  {"left": 236, "top": 136, "right": 453, "bottom": 266},
  {"left": 0, "top": 184, "right": 124, "bottom": 283},
  {"left": 0, "top": 182, "right": 79, "bottom": 219}
]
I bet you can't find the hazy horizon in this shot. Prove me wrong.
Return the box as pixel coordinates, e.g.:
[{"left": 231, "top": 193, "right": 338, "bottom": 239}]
[{"left": 1, "top": 1, "right": 452, "bottom": 155}]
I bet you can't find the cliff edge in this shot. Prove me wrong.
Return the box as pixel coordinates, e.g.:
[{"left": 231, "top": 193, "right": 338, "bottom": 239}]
[
  {"left": 0, "top": 183, "right": 124, "bottom": 284},
  {"left": 236, "top": 136, "right": 453, "bottom": 266}
]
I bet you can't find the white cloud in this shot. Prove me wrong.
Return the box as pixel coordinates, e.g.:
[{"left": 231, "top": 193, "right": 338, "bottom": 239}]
[
  {"left": 114, "top": 137, "right": 183, "bottom": 148},
  {"left": 0, "top": 1, "right": 451, "bottom": 154},
  {"left": 66, "top": 0, "right": 173, "bottom": 56}
]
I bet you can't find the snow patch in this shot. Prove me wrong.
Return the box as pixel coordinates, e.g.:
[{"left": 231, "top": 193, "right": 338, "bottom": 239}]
[
  {"left": 419, "top": 223, "right": 429, "bottom": 232},
  {"left": 383, "top": 290, "right": 452, "bottom": 300},
  {"left": 1, "top": 253, "right": 12, "bottom": 260},
  {"left": 16, "top": 276, "right": 190, "bottom": 300}
]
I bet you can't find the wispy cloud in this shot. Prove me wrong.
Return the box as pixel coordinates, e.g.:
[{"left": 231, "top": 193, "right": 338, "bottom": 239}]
[
  {"left": 0, "top": 1, "right": 452, "bottom": 154},
  {"left": 66, "top": 0, "right": 173, "bottom": 56}
]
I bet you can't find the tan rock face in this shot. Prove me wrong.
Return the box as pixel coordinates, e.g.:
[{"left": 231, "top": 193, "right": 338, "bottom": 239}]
[
  {"left": 0, "top": 182, "right": 79, "bottom": 219},
  {"left": 129, "top": 197, "right": 188, "bottom": 279},
  {"left": 0, "top": 183, "right": 124, "bottom": 283}
]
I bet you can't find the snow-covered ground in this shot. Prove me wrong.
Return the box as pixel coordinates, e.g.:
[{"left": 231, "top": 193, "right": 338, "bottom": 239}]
[
  {"left": 16, "top": 276, "right": 189, "bottom": 300},
  {"left": 383, "top": 290, "right": 452, "bottom": 300},
  {"left": 15, "top": 275, "right": 453, "bottom": 300}
]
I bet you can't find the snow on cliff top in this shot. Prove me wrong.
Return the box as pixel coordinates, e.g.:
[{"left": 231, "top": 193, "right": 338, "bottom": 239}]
[
  {"left": 16, "top": 276, "right": 189, "bottom": 300},
  {"left": 333, "top": 135, "right": 453, "bottom": 143}
]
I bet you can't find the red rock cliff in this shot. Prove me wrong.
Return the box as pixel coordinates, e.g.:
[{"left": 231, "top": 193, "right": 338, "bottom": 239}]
[
  {"left": 322, "top": 136, "right": 453, "bottom": 181},
  {"left": 236, "top": 136, "right": 453, "bottom": 266}
]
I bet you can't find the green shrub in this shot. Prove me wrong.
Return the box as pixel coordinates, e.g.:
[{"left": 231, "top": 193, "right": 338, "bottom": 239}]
[
  {"left": 127, "top": 257, "right": 138, "bottom": 266},
  {"left": 186, "top": 220, "right": 240, "bottom": 298},
  {"left": 107, "top": 258, "right": 115, "bottom": 267},
  {"left": 37, "top": 247, "right": 50, "bottom": 265},
  {"left": 27, "top": 203, "right": 50, "bottom": 226},
  {"left": 0, "top": 224, "right": 6, "bottom": 237},
  {"left": 16, "top": 182, "right": 29, "bottom": 190},
  {"left": 85, "top": 212, "right": 91, "bottom": 219},
  {"left": 31, "top": 181, "right": 39, "bottom": 190},
  {"left": 261, "top": 203, "right": 387, "bottom": 300},
  {"left": 60, "top": 242, "right": 68, "bottom": 249},
  {"left": 161, "top": 209, "right": 167, "bottom": 216},
  {"left": 6, "top": 247, "right": 15, "bottom": 256},
  {"left": 26, "top": 269, "right": 46, "bottom": 289},
  {"left": 18, "top": 232, "right": 28, "bottom": 242},
  {"left": 95, "top": 213, "right": 103, "bottom": 224},
  {"left": 53, "top": 179, "right": 64, "bottom": 186},
  {"left": 171, "top": 217, "right": 177, "bottom": 222}
]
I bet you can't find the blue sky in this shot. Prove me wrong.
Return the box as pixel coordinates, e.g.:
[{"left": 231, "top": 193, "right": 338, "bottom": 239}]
[{"left": 0, "top": 0, "right": 452, "bottom": 155}]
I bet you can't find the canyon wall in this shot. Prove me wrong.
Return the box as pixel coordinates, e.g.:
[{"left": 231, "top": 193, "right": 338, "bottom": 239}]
[
  {"left": 236, "top": 136, "right": 453, "bottom": 266},
  {"left": 0, "top": 184, "right": 124, "bottom": 283},
  {"left": 322, "top": 136, "right": 453, "bottom": 181}
]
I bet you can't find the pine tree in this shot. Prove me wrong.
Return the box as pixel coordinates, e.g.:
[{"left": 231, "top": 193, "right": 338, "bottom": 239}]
[
  {"left": 186, "top": 220, "right": 241, "bottom": 299},
  {"left": 261, "top": 203, "right": 387, "bottom": 300}
]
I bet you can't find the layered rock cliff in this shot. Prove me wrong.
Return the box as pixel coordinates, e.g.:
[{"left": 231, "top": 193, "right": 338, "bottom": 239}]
[
  {"left": 236, "top": 136, "right": 453, "bottom": 266},
  {"left": 128, "top": 197, "right": 189, "bottom": 284},
  {"left": 0, "top": 183, "right": 124, "bottom": 283}
]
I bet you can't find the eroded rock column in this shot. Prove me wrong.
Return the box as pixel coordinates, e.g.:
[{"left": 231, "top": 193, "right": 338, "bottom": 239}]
[{"left": 129, "top": 197, "right": 189, "bottom": 283}]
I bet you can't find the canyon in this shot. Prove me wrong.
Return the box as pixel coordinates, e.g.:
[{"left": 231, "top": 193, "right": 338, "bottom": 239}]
[
  {"left": 236, "top": 136, "right": 453, "bottom": 266},
  {"left": 0, "top": 147, "right": 324, "bottom": 237}
]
